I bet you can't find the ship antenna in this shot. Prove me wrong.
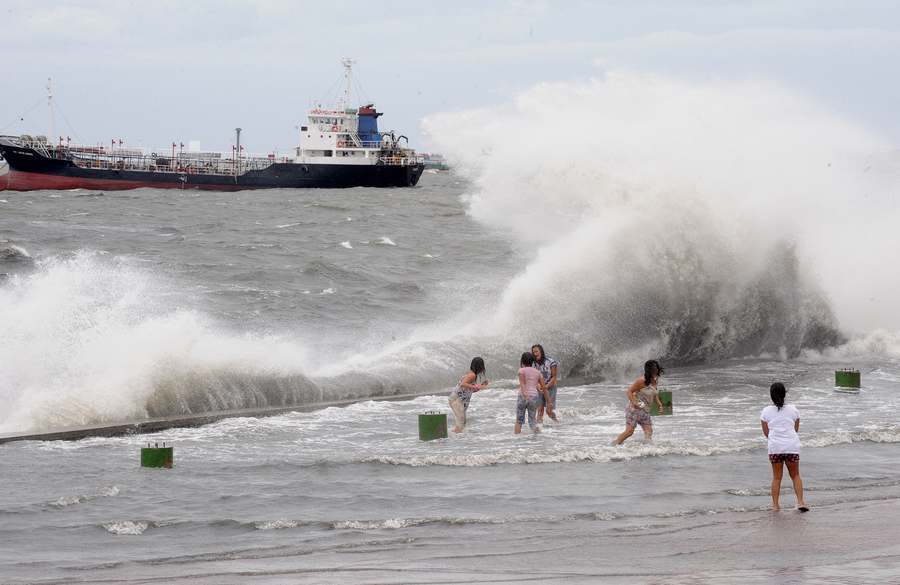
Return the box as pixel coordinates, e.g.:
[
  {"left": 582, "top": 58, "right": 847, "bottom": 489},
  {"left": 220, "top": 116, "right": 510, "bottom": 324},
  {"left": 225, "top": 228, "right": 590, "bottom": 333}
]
[
  {"left": 234, "top": 127, "right": 242, "bottom": 180},
  {"left": 338, "top": 58, "right": 355, "bottom": 112},
  {"left": 46, "top": 77, "right": 55, "bottom": 142}
]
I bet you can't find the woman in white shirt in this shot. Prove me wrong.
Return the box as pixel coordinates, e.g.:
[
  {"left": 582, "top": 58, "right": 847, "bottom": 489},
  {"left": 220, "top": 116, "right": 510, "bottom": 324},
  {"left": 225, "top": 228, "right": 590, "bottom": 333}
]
[{"left": 760, "top": 383, "right": 809, "bottom": 512}]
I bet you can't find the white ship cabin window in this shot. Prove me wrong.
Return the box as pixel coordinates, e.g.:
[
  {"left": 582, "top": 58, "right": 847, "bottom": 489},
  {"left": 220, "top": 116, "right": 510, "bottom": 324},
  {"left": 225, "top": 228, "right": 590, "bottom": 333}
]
[{"left": 300, "top": 126, "right": 307, "bottom": 131}]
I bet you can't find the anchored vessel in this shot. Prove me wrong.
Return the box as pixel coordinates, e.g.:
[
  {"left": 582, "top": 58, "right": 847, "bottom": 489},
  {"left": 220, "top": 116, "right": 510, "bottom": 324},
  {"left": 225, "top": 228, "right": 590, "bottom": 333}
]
[{"left": 0, "top": 62, "right": 424, "bottom": 191}]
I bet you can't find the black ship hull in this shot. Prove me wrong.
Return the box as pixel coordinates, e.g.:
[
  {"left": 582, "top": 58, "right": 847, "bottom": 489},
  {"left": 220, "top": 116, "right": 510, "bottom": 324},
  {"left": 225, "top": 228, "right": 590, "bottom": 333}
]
[{"left": 0, "top": 144, "right": 424, "bottom": 191}]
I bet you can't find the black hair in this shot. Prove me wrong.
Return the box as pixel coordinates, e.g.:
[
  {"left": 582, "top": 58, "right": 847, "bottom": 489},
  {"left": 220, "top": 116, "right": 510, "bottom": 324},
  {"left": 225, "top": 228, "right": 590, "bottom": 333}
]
[
  {"left": 520, "top": 352, "right": 535, "bottom": 367},
  {"left": 531, "top": 344, "right": 546, "bottom": 365},
  {"left": 644, "top": 360, "right": 664, "bottom": 386},
  {"left": 770, "top": 382, "right": 786, "bottom": 410},
  {"left": 470, "top": 357, "right": 486, "bottom": 378}
]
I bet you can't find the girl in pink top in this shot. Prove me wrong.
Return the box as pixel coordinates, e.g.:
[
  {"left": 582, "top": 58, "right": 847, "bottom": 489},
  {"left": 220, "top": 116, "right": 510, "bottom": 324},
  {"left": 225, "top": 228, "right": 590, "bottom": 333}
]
[{"left": 515, "top": 352, "right": 551, "bottom": 434}]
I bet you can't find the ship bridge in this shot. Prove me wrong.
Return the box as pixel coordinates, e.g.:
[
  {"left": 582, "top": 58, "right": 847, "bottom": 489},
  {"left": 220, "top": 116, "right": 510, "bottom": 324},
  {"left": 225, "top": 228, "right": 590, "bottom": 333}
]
[
  {"left": 297, "top": 103, "right": 391, "bottom": 164},
  {"left": 294, "top": 59, "right": 418, "bottom": 167}
]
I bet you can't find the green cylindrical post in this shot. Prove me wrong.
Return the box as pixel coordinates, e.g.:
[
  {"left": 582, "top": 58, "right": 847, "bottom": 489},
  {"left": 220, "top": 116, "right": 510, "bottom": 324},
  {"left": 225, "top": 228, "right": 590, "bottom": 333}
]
[
  {"left": 650, "top": 391, "right": 673, "bottom": 416},
  {"left": 141, "top": 444, "right": 173, "bottom": 468},
  {"left": 835, "top": 369, "right": 861, "bottom": 389},
  {"left": 418, "top": 412, "right": 448, "bottom": 441}
]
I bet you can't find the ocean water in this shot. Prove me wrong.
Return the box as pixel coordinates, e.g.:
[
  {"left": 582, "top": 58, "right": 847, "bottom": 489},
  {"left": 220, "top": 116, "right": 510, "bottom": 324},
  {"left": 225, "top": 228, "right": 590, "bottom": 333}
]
[
  {"left": 2, "top": 73, "right": 900, "bottom": 583},
  {"left": 1, "top": 355, "right": 899, "bottom": 584}
]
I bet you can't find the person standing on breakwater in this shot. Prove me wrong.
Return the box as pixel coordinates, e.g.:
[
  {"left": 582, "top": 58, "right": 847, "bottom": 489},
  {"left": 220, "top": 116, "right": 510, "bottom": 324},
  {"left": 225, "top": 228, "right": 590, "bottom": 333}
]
[
  {"left": 761, "top": 382, "right": 809, "bottom": 512},
  {"left": 516, "top": 352, "right": 552, "bottom": 434},
  {"left": 532, "top": 344, "right": 559, "bottom": 423},
  {"left": 448, "top": 357, "right": 489, "bottom": 433},
  {"left": 613, "top": 360, "right": 665, "bottom": 445}
]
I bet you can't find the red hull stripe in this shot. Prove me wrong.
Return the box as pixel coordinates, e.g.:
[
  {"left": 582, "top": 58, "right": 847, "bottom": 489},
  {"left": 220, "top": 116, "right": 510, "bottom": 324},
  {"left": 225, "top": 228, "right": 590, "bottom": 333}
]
[{"left": 1, "top": 170, "right": 245, "bottom": 192}]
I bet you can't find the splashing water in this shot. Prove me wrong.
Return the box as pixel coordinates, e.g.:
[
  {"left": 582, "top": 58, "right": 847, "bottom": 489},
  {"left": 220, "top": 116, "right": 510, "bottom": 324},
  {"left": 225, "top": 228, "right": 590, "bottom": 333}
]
[
  {"left": 0, "top": 252, "right": 317, "bottom": 433},
  {"left": 3, "top": 72, "right": 900, "bottom": 433},
  {"left": 424, "top": 71, "right": 900, "bottom": 367}
]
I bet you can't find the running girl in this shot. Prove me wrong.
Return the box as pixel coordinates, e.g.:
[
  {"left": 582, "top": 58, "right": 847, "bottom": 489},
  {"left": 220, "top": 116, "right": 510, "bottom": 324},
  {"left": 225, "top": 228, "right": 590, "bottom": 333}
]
[{"left": 613, "top": 360, "right": 665, "bottom": 445}]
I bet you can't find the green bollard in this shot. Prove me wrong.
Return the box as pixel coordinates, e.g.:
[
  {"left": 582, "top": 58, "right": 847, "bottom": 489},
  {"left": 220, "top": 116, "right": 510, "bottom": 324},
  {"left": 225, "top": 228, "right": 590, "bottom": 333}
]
[
  {"left": 835, "top": 369, "right": 861, "bottom": 390},
  {"left": 141, "top": 443, "right": 173, "bottom": 468},
  {"left": 650, "top": 391, "right": 673, "bottom": 416},
  {"left": 418, "top": 412, "right": 448, "bottom": 441}
]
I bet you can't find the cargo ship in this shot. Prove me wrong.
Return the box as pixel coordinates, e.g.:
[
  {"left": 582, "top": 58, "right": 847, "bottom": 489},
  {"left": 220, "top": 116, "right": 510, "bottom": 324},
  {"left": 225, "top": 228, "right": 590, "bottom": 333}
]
[{"left": 0, "top": 61, "right": 424, "bottom": 191}]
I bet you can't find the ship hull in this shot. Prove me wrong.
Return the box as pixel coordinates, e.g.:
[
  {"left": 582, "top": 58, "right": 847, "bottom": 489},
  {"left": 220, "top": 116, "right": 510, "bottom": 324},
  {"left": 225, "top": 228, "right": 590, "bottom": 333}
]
[{"left": 0, "top": 145, "right": 424, "bottom": 191}]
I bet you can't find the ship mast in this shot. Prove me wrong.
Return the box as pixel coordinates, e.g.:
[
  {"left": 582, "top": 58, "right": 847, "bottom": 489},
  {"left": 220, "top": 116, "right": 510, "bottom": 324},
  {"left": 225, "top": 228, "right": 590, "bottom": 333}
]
[
  {"left": 234, "top": 127, "right": 242, "bottom": 179},
  {"left": 46, "top": 77, "right": 54, "bottom": 142},
  {"left": 338, "top": 58, "right": 355, "bottom": 112}
]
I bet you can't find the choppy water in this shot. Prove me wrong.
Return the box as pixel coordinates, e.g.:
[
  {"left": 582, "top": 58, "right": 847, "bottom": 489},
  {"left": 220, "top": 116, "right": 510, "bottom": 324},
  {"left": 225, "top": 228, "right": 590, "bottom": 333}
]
[
  {"left": 1, "top": 173, "right": 899, "bottom": 584},
  {"left": 0, "top": 173, "right": 524, "bottom": 432},
  {"left": 1, "top": 355, "right": 899, "bottom": 584},
  {"left": 3, "top": 72, "right": 900, "bottom": 582}
]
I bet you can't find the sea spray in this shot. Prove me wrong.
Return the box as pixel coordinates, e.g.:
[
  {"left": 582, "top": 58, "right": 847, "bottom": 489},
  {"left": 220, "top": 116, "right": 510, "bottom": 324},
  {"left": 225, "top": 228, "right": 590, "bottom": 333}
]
[
  {"left": 424, "top": 71, "right": 899, "bottom": 365},
  {"left": 0, "top": 252, "right": 316, "bottom": 432},
  {"left": 3, "top": 71, "right": 900, "bottom": 432}
]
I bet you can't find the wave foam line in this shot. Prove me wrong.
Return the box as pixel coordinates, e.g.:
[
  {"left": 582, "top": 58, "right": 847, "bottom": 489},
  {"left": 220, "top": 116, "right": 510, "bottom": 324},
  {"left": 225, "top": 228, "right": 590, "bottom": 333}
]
[{"left": 363, "top": 428, "right": 900, "bottom": 467}]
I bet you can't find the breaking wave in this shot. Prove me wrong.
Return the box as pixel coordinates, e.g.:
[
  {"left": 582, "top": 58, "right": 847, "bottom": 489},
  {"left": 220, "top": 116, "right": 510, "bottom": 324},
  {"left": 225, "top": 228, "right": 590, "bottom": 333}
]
[
  {"left": 4, "top": 71, "right": 900, "bottom": 432},
  {"left": 424, "top": 71, "right": 900, "bottom": 368},
  {"left": 0, "top": 252, "right": 322, "bottom": 433}
]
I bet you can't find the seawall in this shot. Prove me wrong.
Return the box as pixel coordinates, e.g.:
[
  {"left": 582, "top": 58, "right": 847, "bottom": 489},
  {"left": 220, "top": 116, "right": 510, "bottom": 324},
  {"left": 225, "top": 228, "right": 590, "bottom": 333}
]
[{"left": 0, "top": 391, "right": 435, "bottom": 445}]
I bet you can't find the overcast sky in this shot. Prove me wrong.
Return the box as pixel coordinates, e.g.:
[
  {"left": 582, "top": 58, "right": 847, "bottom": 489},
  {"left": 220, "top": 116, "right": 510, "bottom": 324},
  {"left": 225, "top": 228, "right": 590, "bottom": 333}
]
[{"left": 2, "top": 0, "right": 899, "bottom": 154}]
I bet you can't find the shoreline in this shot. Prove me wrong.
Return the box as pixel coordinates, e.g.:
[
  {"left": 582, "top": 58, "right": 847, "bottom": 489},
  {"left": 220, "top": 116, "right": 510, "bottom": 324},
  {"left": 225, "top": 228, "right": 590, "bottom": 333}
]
[{"left": 0, "top": 390, "right": 436, "bottom": 445}]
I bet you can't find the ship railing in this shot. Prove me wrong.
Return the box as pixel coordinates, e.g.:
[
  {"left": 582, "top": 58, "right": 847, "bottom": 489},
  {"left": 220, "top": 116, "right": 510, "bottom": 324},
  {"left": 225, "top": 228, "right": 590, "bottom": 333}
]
[
  {"left": 67, "top": 151, "right": 275, "bottom": 176},
  {"left": 8, "top": 135, "right": 54, "bottom": 158},
  {"left": 378, "top": 154, "right": 424, "bottom": 166}
]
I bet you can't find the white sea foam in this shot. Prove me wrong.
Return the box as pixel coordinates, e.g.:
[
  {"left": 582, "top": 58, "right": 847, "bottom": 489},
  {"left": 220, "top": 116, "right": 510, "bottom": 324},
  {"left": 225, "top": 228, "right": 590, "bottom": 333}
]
[
  {"left": 801, "top": 330, "right": 900, "bottom": 360},
  {"left": 359, "top": 427, "right": 900, "bottom": 467},
  {"left": 102, "top": 521, "right": 148, "bottom": 535},
  {"left": 0, "top": 252, "right": 312, "bottom": 432},
  {"left": 329, "top": 513, "right": 622, "bottom": 531},
  {"left": 377, "top": 237, "right": 396, "bottom": 246},
  {"left": 49, "top": 485, "right": 120, "bottom": 508},
  {"left": 0, "top": 243, "right": 30, "bottom": 259},
  {"left": 424, "top": 70, "right": 900, "bottom": 354},
  {"left": 331, "top": 516, "right": 506, "bottom": 530},
  {"left": 254, "top": 519, "right": 300, "bottom": 530},
  {"left": 333, "top": 518, "right": 417, "bottom": 530},
  {"left": 340, "top": 241, "right": 353, "bottom": 249}
]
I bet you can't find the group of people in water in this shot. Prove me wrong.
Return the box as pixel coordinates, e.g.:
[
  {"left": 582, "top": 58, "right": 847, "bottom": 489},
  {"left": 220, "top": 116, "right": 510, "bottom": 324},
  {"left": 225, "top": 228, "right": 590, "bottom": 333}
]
[
  {"left": 448, "top": 344, "right": 559, "bottom": 435},
  {"left": 448, "top": 351, "right": 809, "bottom": 512}
]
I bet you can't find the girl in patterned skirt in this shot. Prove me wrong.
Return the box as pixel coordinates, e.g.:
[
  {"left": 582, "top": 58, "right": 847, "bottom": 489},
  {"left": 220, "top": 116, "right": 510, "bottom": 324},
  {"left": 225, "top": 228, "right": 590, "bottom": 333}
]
[
  {"left": 761, "top": 382, "right": 809, "bottom": 512},
  {"left": 613, "top": 360, "right": 665, "bottom": 445}
]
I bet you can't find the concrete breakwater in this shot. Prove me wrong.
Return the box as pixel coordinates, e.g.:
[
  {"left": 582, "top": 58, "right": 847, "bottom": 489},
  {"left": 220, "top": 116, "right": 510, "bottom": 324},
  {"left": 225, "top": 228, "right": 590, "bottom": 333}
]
[{"left": 0, "top": 391, "right": 435, "bottom": 445}]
